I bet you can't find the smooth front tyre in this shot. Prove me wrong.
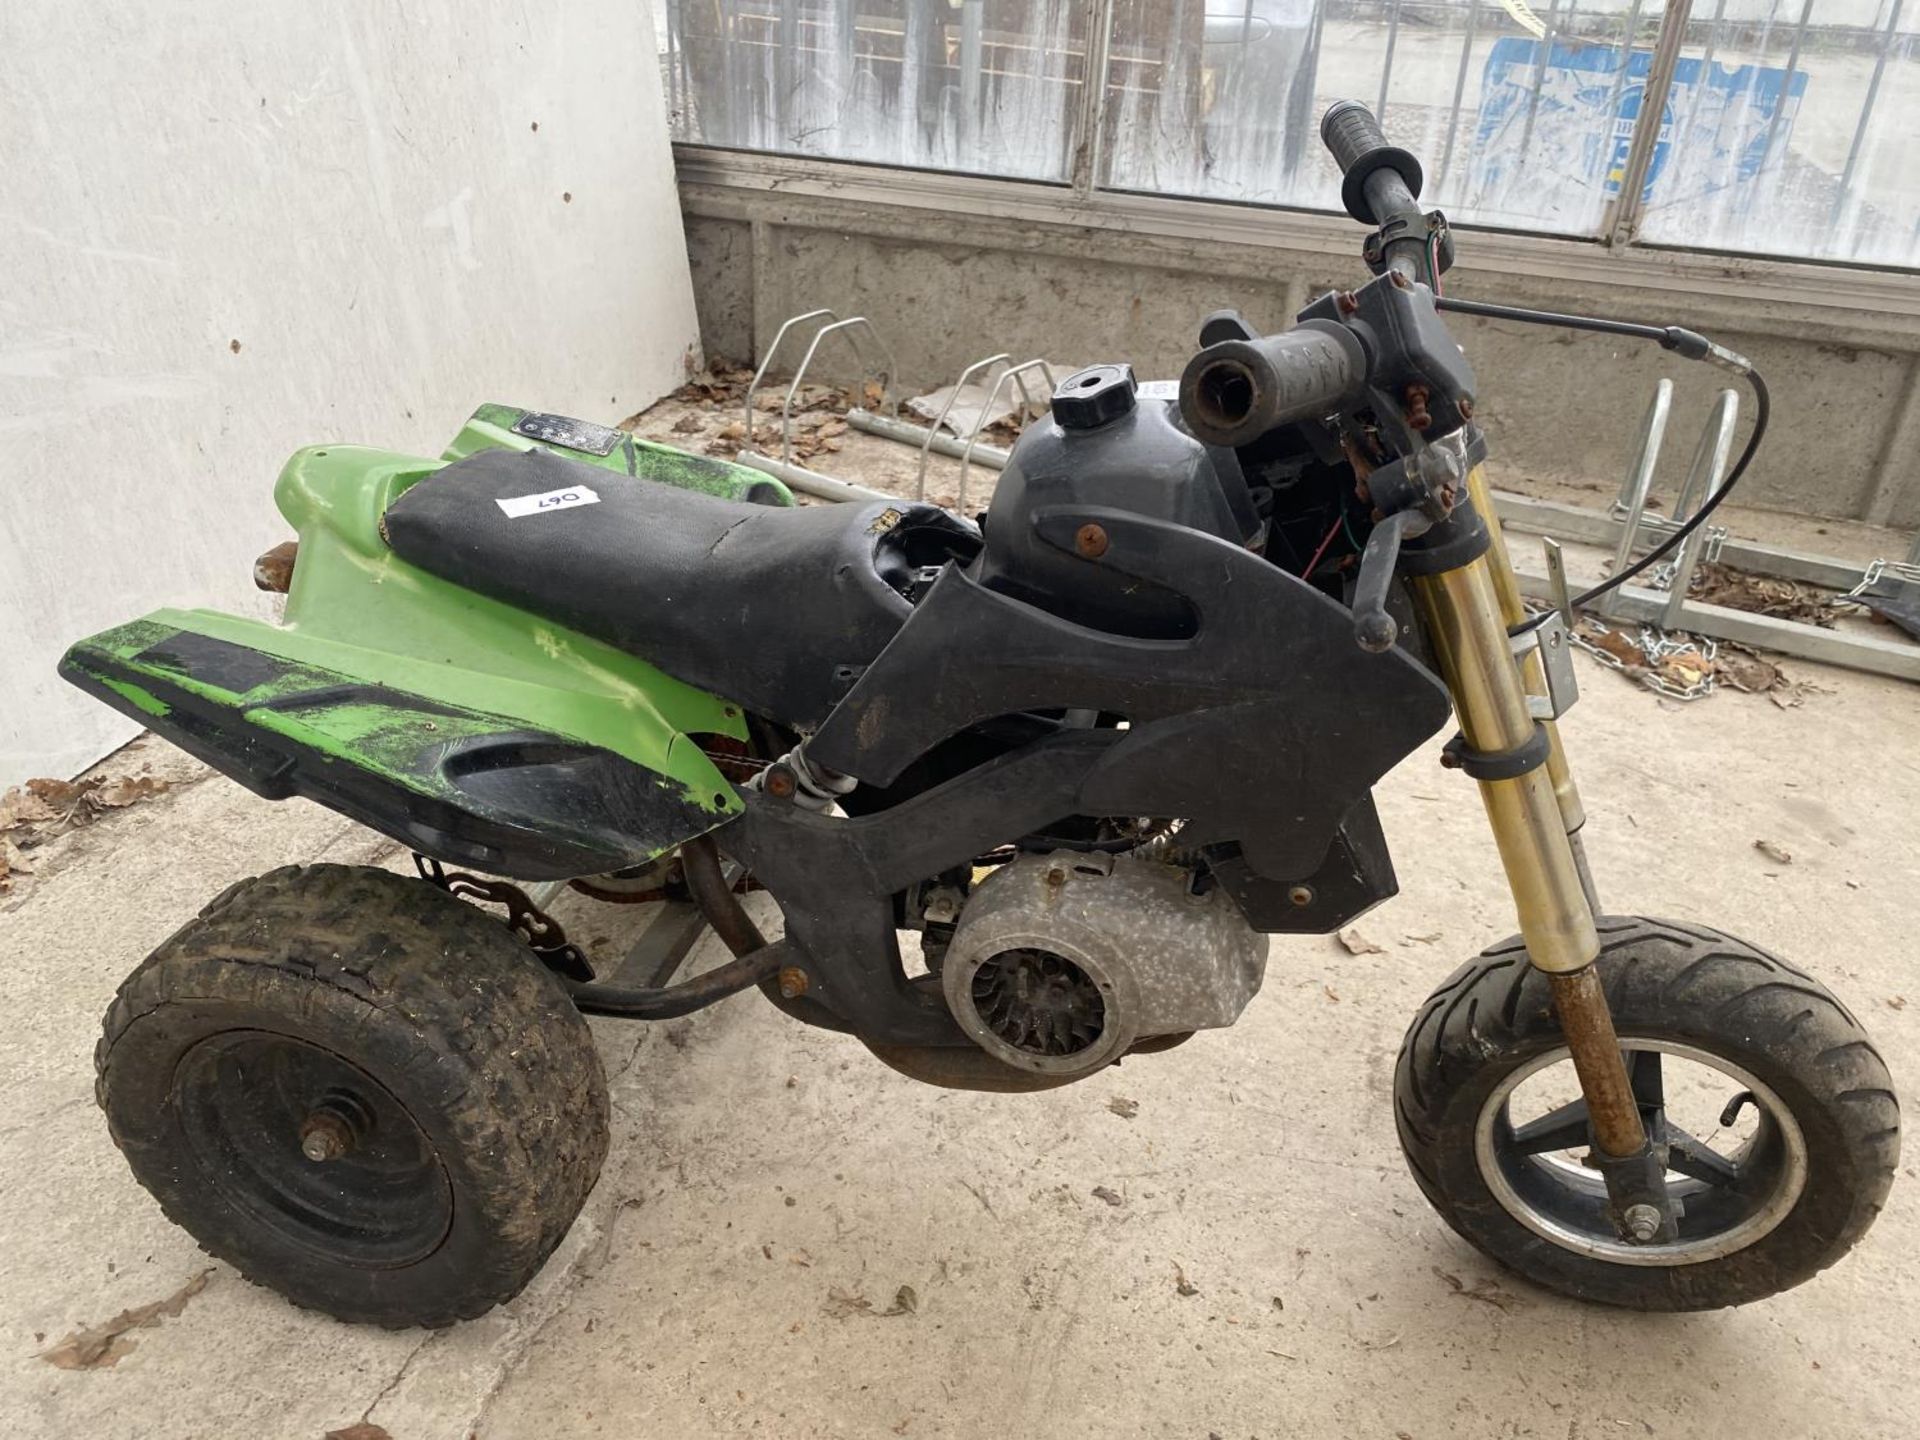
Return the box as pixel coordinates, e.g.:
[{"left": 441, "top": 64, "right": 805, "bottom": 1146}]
[
  {"left": 96, "top": 864, "right": 611, "bottom": 1328},
  {"left": 1395, "top": 916, "right": 1898, "bottom": 1309}
]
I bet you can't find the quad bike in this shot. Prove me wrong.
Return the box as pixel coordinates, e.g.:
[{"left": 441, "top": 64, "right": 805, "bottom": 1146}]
[{"left": 65, "top": 104, "right": 1897, "bottom": 1327}]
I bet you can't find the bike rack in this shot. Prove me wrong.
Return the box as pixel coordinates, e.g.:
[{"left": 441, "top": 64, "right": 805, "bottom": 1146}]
[
  {"left": 735, "top": 312, "right": 1054, "bottom": 510},
  {"left": 733, "top": 309, "right": 898, "bottom": 503},
  {"left": 1497, "top": 382, "right": 1920, "bottom": 685},
  {"left": 949, "top": 357, "right": 1055, "bottom": 512}
]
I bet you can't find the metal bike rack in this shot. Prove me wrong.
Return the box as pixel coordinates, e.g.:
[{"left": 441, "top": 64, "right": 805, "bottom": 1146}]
[
  {"left": 1496, "top": 382, "right": 1920, "bottom": 684},
  {"left": 845, "top": 350, "right": 1054, "bottom": 508},
  {"left": 734, "top": 309, "right": 898, "bottom": 503},
  {"left": 950, "top": 358, "right": 1054, "bottom": 512}
]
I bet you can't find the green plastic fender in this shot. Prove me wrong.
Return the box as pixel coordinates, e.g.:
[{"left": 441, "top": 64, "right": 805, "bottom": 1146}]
[{"left": 60, "top": 410, "right": 774, "bottom": 874}]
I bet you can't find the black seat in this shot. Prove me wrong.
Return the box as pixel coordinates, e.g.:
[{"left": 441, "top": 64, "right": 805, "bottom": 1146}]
[{"left": 383, "top": 447, "right": 978, "bottom": 729}]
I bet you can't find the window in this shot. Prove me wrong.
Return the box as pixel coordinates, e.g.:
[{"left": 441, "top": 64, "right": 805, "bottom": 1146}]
[
  {"left": 663, "top": 0, "right": 1920, "bottom": 271},
  {"left": 1634, "top": 1, "right": 1920, "bottom": 267},
  {"left": 661, "top": 1, "right": 1089, "bottom": 182}
]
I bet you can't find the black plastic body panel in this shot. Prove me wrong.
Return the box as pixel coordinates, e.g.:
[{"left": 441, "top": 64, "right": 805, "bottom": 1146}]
[
  {"left": 60, "top": 631, "right": 710, "bottom": 881},
  {"left": 811, "top": 505, "right": 1451, "bottom": 880}
]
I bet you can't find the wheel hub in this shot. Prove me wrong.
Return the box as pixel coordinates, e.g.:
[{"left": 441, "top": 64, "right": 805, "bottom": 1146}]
[
  {"left": 297, "top": 1091, "right": 374, "bottom": 1163},
  {"left": 174, "top": 1031, "right": 453, "bottom": 1268},
  {"left": 1473, "top": 1039, "right": 1809, "bottom": 1266}
]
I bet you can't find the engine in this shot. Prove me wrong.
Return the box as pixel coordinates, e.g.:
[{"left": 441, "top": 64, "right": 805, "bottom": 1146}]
[{"left": 940, "top": 851, "right": 1269, "bottom": 1080}]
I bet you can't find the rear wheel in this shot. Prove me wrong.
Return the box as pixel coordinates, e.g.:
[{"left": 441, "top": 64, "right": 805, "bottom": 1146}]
[
  {"left": 1395, "top": 916, "right": 1898, "bottom": 1309},
  {"left": 96, "top": 864, "right": 610, "bottom": 1328}
]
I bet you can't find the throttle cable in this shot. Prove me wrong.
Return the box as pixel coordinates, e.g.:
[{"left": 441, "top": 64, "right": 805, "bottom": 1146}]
[{"left": 1432, "top": 295, "right": 1771, "bottom": 609}]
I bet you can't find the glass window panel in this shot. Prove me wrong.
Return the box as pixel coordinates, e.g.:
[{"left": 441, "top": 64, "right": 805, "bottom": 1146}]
[
  {"left": 1635, "top": 1, "right": 1920, "bottom": 268},
  {"left": 661, "top": 1, "right": 1086, "bottom": 182},
  {"left": 1099, "top": 0, "right": 1674, "bottom": 238}
]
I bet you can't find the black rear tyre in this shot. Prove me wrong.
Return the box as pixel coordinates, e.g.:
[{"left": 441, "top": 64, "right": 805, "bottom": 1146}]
[
  {"left": 96, "top": 864, "right": 611, "bottom": 1328},
  {"left": 1395, "top": 916, "right": 1898, "bottom": 1309}
]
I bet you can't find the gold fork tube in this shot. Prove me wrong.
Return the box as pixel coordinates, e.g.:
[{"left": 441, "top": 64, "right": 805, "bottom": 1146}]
[
  {"left": 1410, "top": 559, "right": 1598, "bottom": 974},
  {"left": 1464, "top": 465, "right": 1585, "bottom": 834},
  {"left": 1410, "top": 521, "right": 1645, "bottom": 1158}
]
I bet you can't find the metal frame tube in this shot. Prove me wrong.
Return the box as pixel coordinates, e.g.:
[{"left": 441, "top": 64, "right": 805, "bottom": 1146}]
[
  {"left": 1659, "top": 387, "right": 1740, "bottom": 627},
  {"left": 913, "top": 353, "right": 1012, "bottom": 498},
  {"left": 1601, "top": 378, "right": 1673, "bottom": 617},
  {"left": 848, "top": 407, "right": 1012, "bottom": 472},
  {"left": 1606, "top": 0, "right": 1695, "bottom": 244}
]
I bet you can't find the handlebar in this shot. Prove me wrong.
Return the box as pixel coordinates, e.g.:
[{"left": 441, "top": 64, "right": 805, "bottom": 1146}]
[
  {"left": 1177, "top": 321, "right": 1366, "bottom": 449},
  {"left": 1175, "top": 100, "right": 1477, "bottom": 652}
]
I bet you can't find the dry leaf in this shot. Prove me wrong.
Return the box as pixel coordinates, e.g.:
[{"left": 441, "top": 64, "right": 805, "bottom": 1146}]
[
  {"left": 92, "top": 775, "right": 169, "bottom": 808},
  {"left": 1337, "top": 928, "right": 1384, "bottom": 955},
  {"left": 325, "top": 1426, "right": 393, "bottom": 1440},
  {"left": 1691, "top": 562, "right": 1842, "bottom": 627},
  {"left": 883, "top": 1285, "right": 918, "bottom": 1317},
  {"left": 1753, "top": 839, "right": 1793, "bottom": 865},
  {"left": 1173, "top": 1263, "right": 1200, "bottom": 1297},
  {"left": 670, "top": 413, "right": 705, "bottom": 434},
  {"left": 0, "top": 786, "right": 59, "bottom": 829},
  {"left": 1090, "top": 1185, "right": 1124, "bottom": 1207},
  {"left": 1323, "top": 984, "right": 1342, "bottom": 1003},
  {"left": 39, "top": 1269, "right": 212, "bottom": 1370},
  {"left": 1107, "top": 1096, "right": 1139, "bottom": 1120}
]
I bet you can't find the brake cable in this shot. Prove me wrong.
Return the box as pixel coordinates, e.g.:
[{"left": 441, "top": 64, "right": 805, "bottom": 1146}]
[{"left": 1432, "top": 295, "right": 1771, "bottom": 609}]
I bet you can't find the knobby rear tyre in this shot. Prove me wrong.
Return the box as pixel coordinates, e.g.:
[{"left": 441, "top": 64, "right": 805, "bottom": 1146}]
[{"left": 95, "top": 864, "right": 611, "bottom": 1328}]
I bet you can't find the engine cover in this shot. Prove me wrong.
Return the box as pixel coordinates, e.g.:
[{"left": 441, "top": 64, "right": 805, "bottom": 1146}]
[{"left": 941, "top": 851, "right": 1268, "bottom": 1078}]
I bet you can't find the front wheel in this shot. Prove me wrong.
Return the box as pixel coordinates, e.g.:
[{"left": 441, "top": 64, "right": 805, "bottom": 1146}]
[{"left": 1395, "top": 917, "right": 1899, "bottom": 1309}]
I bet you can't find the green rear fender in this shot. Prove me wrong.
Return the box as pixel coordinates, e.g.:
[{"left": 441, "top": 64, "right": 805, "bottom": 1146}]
[{"left": 60, "top": 430, "right": 761, "bottom": 880}]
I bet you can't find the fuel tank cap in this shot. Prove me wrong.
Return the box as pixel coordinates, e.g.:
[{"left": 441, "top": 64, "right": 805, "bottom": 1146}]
[{"left": 1051, "top": 364, "right": 1137, "bottom": 431}]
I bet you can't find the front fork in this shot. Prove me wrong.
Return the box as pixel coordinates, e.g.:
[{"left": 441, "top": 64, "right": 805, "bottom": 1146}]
[{"left": 1408, "top": 467, "right": 1672, "bottom": 1239}]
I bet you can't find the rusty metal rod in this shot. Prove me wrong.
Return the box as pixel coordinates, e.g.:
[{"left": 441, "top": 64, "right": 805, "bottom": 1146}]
[
  {"left": 567, "top": 834, "right": 781, "bottom": 1018},
  {"left": 1549, "top": 967, "right": 1649, "bottom": 1156}
]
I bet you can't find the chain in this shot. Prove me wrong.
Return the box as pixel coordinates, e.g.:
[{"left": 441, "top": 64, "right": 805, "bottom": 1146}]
[{"left": 413, "top": 854, "right": 595, "bottom": 982}]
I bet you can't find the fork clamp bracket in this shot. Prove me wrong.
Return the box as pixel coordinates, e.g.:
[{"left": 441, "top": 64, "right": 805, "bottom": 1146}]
[{"left": 1440, "top": 722, "right": 1551, "bottom": 781}]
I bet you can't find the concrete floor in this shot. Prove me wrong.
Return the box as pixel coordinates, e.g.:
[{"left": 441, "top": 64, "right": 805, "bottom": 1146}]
[{"left": 4, "top": 435, "right": 1917, "bottom": 1438}]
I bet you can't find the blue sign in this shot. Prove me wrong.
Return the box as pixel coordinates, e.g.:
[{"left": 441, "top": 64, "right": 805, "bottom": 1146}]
[{"left": 1471, "top": 38, "right": 1810, "bottom": 215}]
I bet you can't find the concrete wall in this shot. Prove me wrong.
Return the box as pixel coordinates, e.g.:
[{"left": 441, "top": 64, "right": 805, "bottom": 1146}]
[
  {"left": 0, "top": 2, "right": 701, "bottom": 787},
  {"left": 678, "top": 185, "right": 1920, "bottom": 534}
]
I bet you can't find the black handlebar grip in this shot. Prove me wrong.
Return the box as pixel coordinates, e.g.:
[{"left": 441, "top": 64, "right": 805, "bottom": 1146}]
[
  {"left": 1320, "top": 100, "right": 1425, "bottom": 226},
  {"left": 1178, "top": 321, "right": 1367, "bottom": 449}
]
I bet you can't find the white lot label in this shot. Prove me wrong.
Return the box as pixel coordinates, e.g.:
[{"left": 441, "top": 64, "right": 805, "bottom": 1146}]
[{"left": 496, "top": 485, "right": 601, "bottom": 518}]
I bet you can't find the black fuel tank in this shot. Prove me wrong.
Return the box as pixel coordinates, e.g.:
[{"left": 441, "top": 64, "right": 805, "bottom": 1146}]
[{"left": 973, "top": 365, "right": 1259, "bottom": 637}]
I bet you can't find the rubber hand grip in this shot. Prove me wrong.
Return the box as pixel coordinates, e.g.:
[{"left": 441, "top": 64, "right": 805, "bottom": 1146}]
[
  {"left": 1319, "top": 100, "right": 1425, "bottom": 224},
  {"left": 1321, "top": 100, "right": 1389, "bottom": 177},
  {"left": 1178, "top": 321, "right": 1366, "bottom": 448}
]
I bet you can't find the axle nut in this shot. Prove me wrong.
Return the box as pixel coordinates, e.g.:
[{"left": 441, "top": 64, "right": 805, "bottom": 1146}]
[
  {"left": 299, "top": 1111, "right": 354, "bottom": 1164},
  {"left": 1075, "top": 523, "right": 1109, "bottom": 559},
  {"left": 1623, "top": 1203, "right": 1663, "bottom": 1243},
  {"left": 777, "top": 966, "right": 810, "bottom": 1000}
]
